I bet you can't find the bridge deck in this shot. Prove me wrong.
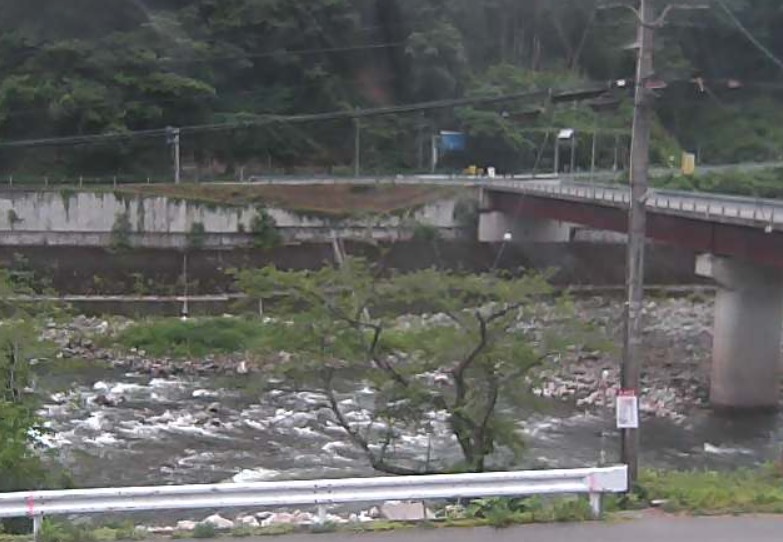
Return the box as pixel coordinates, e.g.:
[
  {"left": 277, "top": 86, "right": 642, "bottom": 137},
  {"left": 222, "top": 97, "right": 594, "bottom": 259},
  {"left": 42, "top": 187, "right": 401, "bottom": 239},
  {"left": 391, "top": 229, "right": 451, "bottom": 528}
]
[{"left": 483, "top": 180, "right": 783, "bottom": 268}]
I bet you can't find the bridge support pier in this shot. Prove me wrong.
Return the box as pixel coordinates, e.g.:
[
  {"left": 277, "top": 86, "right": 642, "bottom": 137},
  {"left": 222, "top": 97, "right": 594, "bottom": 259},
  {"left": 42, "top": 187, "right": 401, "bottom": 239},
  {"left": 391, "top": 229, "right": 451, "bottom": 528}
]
[
  {"left": 697, "top": 255, "right": 783, "bottom": 411},
  {"left": 478, "top": 211, "right": 573, "bottom": 243}
]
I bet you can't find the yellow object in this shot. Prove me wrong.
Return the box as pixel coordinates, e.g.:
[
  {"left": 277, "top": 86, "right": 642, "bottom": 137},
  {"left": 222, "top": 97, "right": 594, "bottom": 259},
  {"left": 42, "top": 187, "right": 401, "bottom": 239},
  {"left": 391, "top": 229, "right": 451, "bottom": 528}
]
[
  {"left": 466, "top": 165, "right": 478, "bottom": 176},
  {"left": 681, "top": 152, "right": 696, "bottom": 176}
]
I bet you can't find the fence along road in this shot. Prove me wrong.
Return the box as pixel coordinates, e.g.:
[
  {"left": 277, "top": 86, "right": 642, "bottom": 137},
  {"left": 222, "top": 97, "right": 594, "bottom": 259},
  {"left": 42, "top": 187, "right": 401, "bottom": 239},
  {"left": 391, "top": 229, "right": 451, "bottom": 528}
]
[{"left": 0, "top": 466, "right": 628, "bottom": 539}]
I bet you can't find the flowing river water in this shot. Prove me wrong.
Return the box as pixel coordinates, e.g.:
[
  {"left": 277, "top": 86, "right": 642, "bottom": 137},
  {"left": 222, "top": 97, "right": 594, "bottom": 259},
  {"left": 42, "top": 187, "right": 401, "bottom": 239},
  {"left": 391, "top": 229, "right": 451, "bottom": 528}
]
[
  {"left": 36, "top": 368, "right": 783, "bottom": 491},
  {"left": 35, "top": 297, "right": 783, "bottom": 492}
]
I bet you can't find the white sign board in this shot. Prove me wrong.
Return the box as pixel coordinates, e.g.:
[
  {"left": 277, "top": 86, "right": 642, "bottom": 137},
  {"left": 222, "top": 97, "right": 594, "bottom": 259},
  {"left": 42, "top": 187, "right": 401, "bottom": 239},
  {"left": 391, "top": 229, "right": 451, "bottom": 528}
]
[{"left": 616, "top": 392, "right": 639, "bottom": 429}]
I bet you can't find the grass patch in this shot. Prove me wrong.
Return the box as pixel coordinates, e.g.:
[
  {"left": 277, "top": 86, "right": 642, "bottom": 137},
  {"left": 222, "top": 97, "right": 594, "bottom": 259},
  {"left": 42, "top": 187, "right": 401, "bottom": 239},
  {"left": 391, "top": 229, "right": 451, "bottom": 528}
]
[
  {"left": 638, "top": 467, "right": 783, "bottom": 515},
  {"left": 39, "top": 520, "right": 97, "bottom": 542},
  {"left": 345, "top": 521, "right": 411, "bottom": 533},
  {"left": 191, "top": 524, "right": 218, "bottom": 539},
  {"left": 113, "top": 317, "right": 263, "bottom": 357},
  {"left": 253, "top": 525, "right": 297, "bottom": 537},
  {"left": 463, "top": 496, "right": 594, "bottom": 528}
]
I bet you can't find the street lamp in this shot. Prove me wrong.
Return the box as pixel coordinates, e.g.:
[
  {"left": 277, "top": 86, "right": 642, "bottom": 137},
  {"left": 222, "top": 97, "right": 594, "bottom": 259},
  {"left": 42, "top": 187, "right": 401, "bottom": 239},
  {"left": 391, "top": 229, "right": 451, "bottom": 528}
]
[
  {"left": 554, "top": 129, "right": 577, "bottom": 176},
  {"left": 492, "top": 232, "right": 513, "bottom": 271}
]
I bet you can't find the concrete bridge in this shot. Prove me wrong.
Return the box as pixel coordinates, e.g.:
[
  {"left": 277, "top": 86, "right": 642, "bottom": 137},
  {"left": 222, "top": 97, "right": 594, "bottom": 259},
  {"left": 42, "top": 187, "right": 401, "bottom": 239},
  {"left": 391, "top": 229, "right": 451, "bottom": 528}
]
[{"left": 480, "top": 180, "right": 783, "bottom": 411}]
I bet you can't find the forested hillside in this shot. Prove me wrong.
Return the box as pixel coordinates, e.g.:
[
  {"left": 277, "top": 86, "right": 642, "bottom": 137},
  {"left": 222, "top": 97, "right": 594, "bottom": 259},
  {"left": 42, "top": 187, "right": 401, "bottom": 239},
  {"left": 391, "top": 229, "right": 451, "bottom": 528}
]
[{"left": 1, "top": 0, "right": 782, "bottom": 178}]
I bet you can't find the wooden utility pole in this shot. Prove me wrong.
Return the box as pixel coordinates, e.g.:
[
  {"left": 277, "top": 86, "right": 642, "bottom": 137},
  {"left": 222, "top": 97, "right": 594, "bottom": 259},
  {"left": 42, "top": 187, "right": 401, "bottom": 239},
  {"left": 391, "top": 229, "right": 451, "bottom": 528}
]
[
  {"left": 622, "top": 0, "right": 655, "bottom": 487},
  {"left": 166, "top": 126, "right": 181, "bottom": 184},
  {"left": 353, "top": 116, "right": 361, "bottom": 178},
  {"left": 621, "top": 0, "right": 709, "bottom": 488}
]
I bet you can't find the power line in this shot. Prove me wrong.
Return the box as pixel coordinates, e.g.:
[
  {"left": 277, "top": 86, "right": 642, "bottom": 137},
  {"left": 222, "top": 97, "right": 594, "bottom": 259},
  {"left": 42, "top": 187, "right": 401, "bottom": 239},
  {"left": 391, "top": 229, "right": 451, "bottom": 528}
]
[
  {"left": 0, "top": 84, "right": 612, "bottom": 150},
  {"left": 4, "top": 73, "right": 781, "bottom": 150},
  {"left": 715, "top": 0, "right": 783, "bottom": 74},
  {"left": 159, "top": 41, "right": 405, "bottom": 65}
]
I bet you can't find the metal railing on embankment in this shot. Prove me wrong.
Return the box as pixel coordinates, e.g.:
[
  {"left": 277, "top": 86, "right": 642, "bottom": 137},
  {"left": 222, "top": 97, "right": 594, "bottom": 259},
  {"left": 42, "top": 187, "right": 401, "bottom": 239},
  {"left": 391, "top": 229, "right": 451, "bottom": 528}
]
[{"left": 0, "top": 466, "right": 628, "bottom": 539}]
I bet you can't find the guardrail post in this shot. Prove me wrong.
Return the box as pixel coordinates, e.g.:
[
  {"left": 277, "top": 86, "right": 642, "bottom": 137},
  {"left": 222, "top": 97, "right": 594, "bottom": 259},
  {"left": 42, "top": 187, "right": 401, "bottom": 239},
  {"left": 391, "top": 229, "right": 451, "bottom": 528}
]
[
  {"left": 32, "top": 514, "right": 43, "bottom": 541},
  {"left": 589, "top": 493, "right": 602, "bottom": 519},
  {"left": 316, "top": 505, "right": 327, "bottom": 524}
]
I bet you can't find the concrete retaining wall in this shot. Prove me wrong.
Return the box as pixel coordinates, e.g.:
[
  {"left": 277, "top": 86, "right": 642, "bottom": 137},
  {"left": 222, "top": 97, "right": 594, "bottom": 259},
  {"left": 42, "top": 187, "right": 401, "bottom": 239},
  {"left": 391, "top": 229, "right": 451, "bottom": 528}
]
[{"left": 0, "top": 191, "right": 460, "bottom": 247}]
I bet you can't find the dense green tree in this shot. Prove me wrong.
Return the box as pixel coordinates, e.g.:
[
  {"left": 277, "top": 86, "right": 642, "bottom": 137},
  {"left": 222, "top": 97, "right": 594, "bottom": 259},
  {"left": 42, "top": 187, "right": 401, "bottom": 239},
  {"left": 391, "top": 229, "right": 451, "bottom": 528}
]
[{"left": 0, "top": 0, "right": 781, "bottom": 176}]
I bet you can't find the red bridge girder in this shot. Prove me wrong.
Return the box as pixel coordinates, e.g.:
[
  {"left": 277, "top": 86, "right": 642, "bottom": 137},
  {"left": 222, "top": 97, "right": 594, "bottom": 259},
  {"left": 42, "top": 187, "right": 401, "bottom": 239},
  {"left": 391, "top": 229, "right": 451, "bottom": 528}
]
[{"left": 489, "top": 192, "right": 783, "bottom": 269}]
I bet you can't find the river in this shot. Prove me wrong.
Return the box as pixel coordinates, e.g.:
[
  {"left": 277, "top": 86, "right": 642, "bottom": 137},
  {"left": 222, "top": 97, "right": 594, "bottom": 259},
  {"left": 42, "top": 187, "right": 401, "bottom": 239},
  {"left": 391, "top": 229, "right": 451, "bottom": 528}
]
[
  {"left": 29, "top": 294, "right": 783, "bottom": 493},
  {"left": 36, "top": 368, "right": 783, "bottom": 491}
]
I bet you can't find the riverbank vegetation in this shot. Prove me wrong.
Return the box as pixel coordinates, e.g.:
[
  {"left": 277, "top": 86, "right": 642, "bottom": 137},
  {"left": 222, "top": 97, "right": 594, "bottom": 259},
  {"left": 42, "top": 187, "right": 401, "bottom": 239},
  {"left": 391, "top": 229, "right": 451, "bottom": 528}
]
[
  {"left": 114, "top": 317, "right": 263, "bottom": 358},
  {"left": 0, "top": 272, "right": 71, "bottom": 533},
  {"left": 651, "top": 168, "right": 783, "bottom": 200},
  {"left": 637, "top": 466, "right": 783, "bottom": 515}
]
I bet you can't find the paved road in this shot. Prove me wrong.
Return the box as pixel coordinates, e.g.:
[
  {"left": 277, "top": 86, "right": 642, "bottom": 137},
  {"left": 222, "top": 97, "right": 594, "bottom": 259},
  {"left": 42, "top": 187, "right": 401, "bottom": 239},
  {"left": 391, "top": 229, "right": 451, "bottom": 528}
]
[
  {"left": 191, "top": 516, "right": 783, "bottom": 542},
  {"left": 244, "top": 161, "right": 783, "bottom": 185}
]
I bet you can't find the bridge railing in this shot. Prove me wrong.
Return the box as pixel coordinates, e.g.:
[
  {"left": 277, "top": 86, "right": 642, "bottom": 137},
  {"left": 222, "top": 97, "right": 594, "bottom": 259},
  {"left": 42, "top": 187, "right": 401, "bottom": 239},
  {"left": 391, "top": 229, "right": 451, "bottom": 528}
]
[
  {"left": 489, "top": 179, "right": 783, "bottom": 226},
  {"left": 0, "top": 466, "right": 628, "bottom": 538}
]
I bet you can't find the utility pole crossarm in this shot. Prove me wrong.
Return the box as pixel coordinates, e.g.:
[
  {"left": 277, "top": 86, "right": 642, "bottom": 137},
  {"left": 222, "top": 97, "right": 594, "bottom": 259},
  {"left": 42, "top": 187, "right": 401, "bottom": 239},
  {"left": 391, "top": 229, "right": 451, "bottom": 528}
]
[
  {"left": 652, "top": 3, "right": 710, "bottom": 27},
  {"left": 598, "top": 2, "right": 641, "bottom": 20},
  {"left": 600, "top": 2, "right": 709, "bottom": 27}
]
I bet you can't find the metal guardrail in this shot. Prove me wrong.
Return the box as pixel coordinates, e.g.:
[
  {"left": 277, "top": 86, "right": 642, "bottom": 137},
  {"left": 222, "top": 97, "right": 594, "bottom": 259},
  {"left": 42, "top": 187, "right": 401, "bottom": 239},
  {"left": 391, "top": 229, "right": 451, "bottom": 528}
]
[
  {"left": 488, "top": 180, "right": 783, "bottom": 227},
  {"left": 0, "top": 466, "right": 628, "bottom": 537}
]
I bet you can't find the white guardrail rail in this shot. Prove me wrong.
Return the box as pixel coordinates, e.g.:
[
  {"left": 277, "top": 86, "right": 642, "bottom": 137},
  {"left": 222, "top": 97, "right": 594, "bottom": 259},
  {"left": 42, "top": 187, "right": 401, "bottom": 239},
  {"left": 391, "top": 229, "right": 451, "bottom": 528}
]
[{"left": 0, "top": 466, "right": 627, "bottom": 538}]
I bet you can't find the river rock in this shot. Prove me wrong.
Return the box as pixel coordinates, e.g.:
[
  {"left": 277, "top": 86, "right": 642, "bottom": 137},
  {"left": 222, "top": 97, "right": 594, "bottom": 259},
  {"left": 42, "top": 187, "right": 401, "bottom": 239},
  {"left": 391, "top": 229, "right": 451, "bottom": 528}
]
[
  {"left": 235, "top": 515, "right": 260, "bottom": 527},
  {"left": 94, "top": 394, "right": 124, "bottom": 407},
  {"left": 260, "top": 512, "right": 296, "bottom": 527},
  {"left": 443, "top": 504, "right": 467, "bottom": 519},
  {"left": 349, "top": 512, "right": 374, "bottom": 523},
  {"left": 380, "top": 501, "right": 431, "bottom": 521},
  {"left": 294, "top": 511, "right": 316, "bottom": 524},
  {"left": 202, "top": 514, "right": 234, "bottom": 530},
  {"left": 192, "top": 411, "right": 211, "bottom": 425},
  {"left": 175, "top": 520, "right": 197, "bottom": 531},
  {"left": 147, "top": 526, "right": 174, "bottom": 534}
]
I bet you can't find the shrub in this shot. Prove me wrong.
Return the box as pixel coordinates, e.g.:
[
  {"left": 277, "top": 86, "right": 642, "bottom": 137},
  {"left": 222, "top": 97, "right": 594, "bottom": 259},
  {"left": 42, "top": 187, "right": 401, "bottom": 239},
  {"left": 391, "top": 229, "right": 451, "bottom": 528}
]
[
  {"left": 411, "top": 223, "right": 441, "bottom": 243},
  {"left": 192, "top": 523, "right": 218, "bottom": 539},
  {"left": 249, "top": 209, "right": 281, "bottom": 249},
  {"left": 114, "top": 317, "right": 262, "bottom": 357},
  {"left": 39, "top": 520, "right": 97, "bottom": 542},
  {"left": 187, "top": 222, "right": 207, "bottom": 249},
  {"left": 110, "top": 212, "right": 132, "bottom": 251}
]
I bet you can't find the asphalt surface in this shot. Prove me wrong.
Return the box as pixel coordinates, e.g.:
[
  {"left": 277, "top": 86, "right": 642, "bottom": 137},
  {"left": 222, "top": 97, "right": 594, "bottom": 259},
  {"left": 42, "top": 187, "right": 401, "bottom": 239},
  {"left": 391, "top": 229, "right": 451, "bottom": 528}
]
[{"left": 179, "top": 516, "right": 783, "bottom": 542}]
